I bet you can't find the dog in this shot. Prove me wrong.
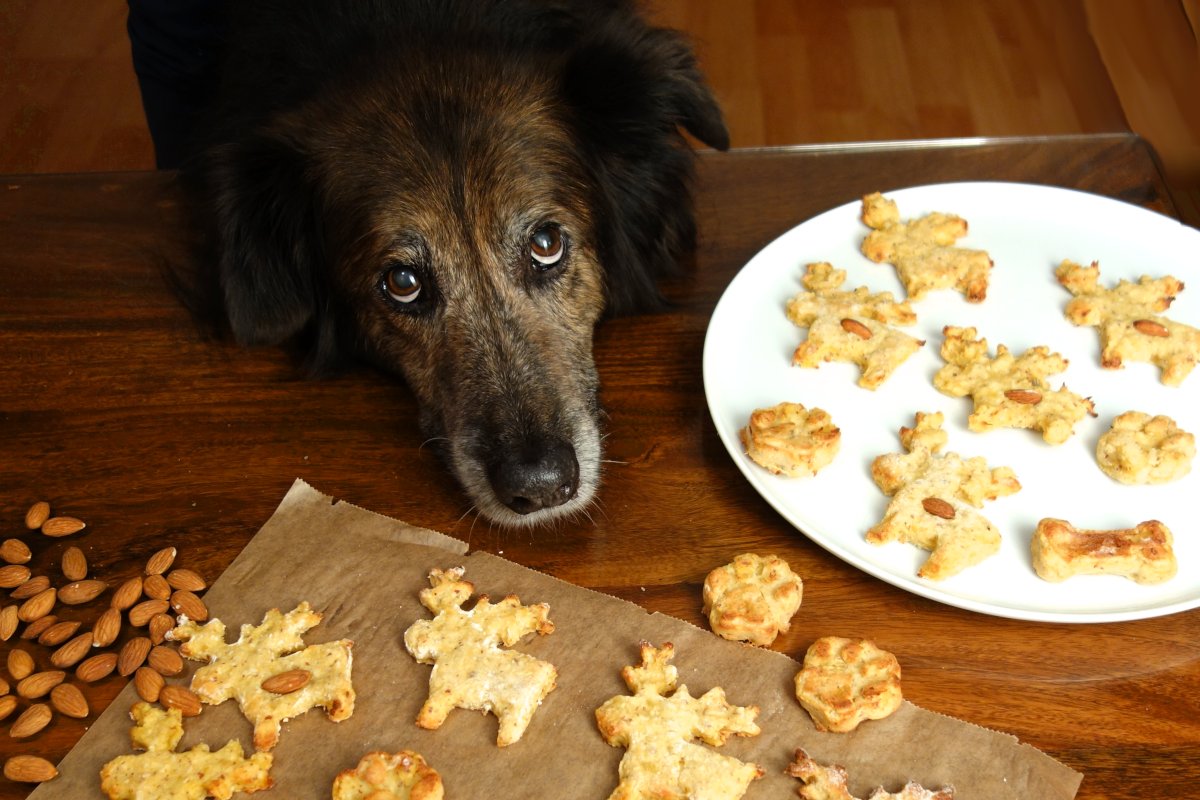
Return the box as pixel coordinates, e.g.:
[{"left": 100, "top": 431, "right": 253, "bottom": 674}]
[{"left": 187, "top": 0, "right": 728, "bottom": 526}]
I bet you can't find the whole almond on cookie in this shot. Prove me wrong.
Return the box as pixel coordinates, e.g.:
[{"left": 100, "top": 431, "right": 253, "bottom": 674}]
[
  {"left": 58, "top": 579, "right": 107, "bottom": 606},
  {"left": 159, "top": 685, "right": 202, "bottom": 716},
  {"left": 50, "top": 683, "right": 88, "bottom": 718},
  {"left": 4, "top": 754, "right": 57, "bottom": 783},
  {"left": 166, "top": 569, "right": 207, "bottom": 592},
  {"left": 170, "top": 590, "right": 208, "bottom": 622},
  {"left": 1133, "top": 319, "right": 1170, "bottom": 337},
  {"left": 0, "top": 565, "right": 31, "bottom": 589},
  {"left": 261, "top": 668, "right": 311, "bottom": 694},
  {"left": 60, "top": 547, "right": 88, "bottom": 582},
  {"left": 133, "top": 666, "right": 164, "bottom": 702},
  {"left": 145, "top": 547, "right": 177, "bottom": 576},
  {"left": 9, "top": 703, "right": 52, "bottom": 738},
  {"left": 37, "top": 620, "right": 81, "bottom": 647},
  {"left": 0, "top": 540, "right": 31, "bottom": 565},
  {"left": 7, "top": 649, "right": 34, "bottom": 680},
  {"left": 75, "top": 652, "right": 118, "bottom": 683},
  {"left": 11, "top": 576, "right": 50, "bottom": 600},
  {"left": 921, "top": 497, "right": 957, "bottom": 520},
  {"left": 1004, "top": 389, "right": 1044, "bottom": 405},
  {"left": 23, "top": 502, "right": 50, "bottom": 531},
  {"left": 111, "top": 576, "right": 144, "bottom": 610},
  {"left": 118, "top": 637, "right": 151, "bottom": 676},
  {"left": 840, "top": 317, "right": 873, "bottom": 339},
  {"left": 92, "top": 607, "right": 122, "bottom": 648},
  {"left": 50, "top": 632, "right": 93, "bottom": 668},
  {"left": 16, "top": 671, "right": 65, "bottom": 699},
  {"left": 129, "top": 599, "right": 169, "bottom": 627},
  {"left": 41, "top": 516, "right": 85, "bottom": 538}
]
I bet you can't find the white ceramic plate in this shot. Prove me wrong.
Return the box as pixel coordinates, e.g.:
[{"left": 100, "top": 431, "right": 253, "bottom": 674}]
[{"left": 703, "top": 182, "right": 1200, "bottom": 622}]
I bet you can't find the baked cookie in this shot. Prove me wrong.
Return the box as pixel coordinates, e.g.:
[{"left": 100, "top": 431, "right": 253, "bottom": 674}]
[
  {"left": 595, "top": 642, "right": 763, "bottom": 800},
  {"left": 793, "top": 637, "right": 902, "bottom": 733},
  {"left": 934, "top": 326, "right": 1095, "bottom": 445},
  {"left": 1096, "top": 411, "right": 1195, "bottom": 484},
  {"left": 786, "top": 262, "right": 925, "bottom": 389},
  {"left": 868, "top": 412, "right": 1021, "bottom": 580},
  {"left": 1056, "top": 259, "right": 1200, "bottom": 386},
  {"left": 403, "top": 567, "right": 556, "bottom": 747},
  {"left": 1031, "top": 518, "right": 1177, "bottom": 584},
  {"left": 99, "top": 702, "right": 273, "bottom": 800},
  {"left": 787, "top": 749, "right": 956, "bottom": 800},
  {"left": 860, "top": 192, "right": 992, "bottom": 303},
  {"left": 169, "top": 601, "right": 355, "bottom": 752},
  {"left": 702, "top": 553, "right": 803, "bottom": 646},
  {"left": 331, "top": 751, "right": 443, "bottom": 800},
  {"left": 740, "top": 402, "right": 841, "bottom": 478}
]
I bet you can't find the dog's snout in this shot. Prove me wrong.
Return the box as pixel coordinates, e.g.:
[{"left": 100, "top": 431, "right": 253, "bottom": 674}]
[{"left": 489, "top": 439, "right": 580, "bottom": 515}]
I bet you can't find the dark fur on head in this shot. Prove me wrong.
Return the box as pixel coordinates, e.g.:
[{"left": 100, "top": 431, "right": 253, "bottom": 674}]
[{"left": 188, "top": 0, "right": 728, "bottom": 525}]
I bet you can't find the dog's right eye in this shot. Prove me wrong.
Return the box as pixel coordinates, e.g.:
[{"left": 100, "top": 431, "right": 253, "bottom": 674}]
[{"left": 383, "top": 266, "right": 422, "bottom": 304}]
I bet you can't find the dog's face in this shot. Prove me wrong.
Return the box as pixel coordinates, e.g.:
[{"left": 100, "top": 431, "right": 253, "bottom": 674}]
[{"left": 199, "top": 2, "right": 728, "bottom": 526}]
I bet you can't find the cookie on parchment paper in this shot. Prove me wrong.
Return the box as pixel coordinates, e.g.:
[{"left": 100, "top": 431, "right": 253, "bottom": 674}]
[
  {"left": 331, "top": 750, "right": 443, "bottom": 800},
  {"left": 793, "top": 636, "right": 903, "bottom": 734},
  {"left": 702, "top": 553, "right": 803, "bottom": 646},
  {"left": 787, "top": 748, "right": 955, "bottom": 800}
]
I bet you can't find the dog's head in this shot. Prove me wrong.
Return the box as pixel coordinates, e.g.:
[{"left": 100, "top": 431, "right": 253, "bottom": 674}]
[{"left": 198, "top": 1, "right": 727, "bottom": 526}]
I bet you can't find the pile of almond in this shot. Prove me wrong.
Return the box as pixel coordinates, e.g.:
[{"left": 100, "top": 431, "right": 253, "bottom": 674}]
[{"left": 1, "top": 501, "right": 211, "bottom": 785}]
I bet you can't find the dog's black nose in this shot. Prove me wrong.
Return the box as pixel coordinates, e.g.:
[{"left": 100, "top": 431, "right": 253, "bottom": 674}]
[{"left": 489, "top": 439, "right": 579, "bottom": 515}]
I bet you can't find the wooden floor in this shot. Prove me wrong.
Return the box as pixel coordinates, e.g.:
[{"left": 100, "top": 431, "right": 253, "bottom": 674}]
[{"left": 1, "top": 0, "right": 1198, "bottom": 223}]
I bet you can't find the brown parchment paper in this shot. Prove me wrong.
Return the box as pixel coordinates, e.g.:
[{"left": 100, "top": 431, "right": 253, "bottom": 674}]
[{"left": 33, "top": 479, "right": 1082, "bottom": 799}]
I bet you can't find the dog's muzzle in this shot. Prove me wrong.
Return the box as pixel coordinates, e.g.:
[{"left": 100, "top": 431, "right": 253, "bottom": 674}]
[{"left": 487, "top": 437, "right": 580, "bottom": 515}]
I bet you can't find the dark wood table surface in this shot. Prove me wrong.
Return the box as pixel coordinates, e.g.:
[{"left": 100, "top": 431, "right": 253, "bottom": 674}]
[{"left": 0, "top": 133, "right": 1196, "bottom": 798}]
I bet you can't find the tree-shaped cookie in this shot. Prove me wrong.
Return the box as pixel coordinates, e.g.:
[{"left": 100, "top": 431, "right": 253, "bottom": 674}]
[
  {"left": 860, "top": 192, "right": 992, "bottom": 303},
  {"left": 169, "top": 601, "right": 355, "bottom": 751},
  {"left": 788, "top": 748, "right": 955, "bottom": 800},
  {"left": 595, "top": 642, "right": 763, "bottom": 800},
  {"left": 1056, "top": 259, "right": 1199, "bottom": 386},
  {"left": 99, "top": 702, "right": 273, "bottom": 800},
  {"left": 933, "top": 325, "right": 1095, "bottom": 445},
  {"left": 402, "top": 567, "right": 557, "bottom": 747},
  {"left": 786, "top": 262, "right": 925, "bottom": 389},
  {"left": 868, "top": 412, "right": 1021, "bottom": 580}
]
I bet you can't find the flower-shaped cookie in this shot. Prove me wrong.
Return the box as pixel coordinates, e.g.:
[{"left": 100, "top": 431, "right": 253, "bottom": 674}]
[
  {"left": 1096, "top": 411, "right": 1195, "bottom": 484},
  {"left": 702, "top": 553, "right": 803, "bottom": 646},
  {"left": 793, "top": 636, "right": 902, "bottom": 733},
  {"left": 740, "top": 401, "right": 841, "bottom": 478}
]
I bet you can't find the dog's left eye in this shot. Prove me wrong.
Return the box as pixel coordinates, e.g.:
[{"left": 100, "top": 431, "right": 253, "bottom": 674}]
[
  {"left": 383, "top": 266, "right": 422, "bottom": 303},
  {"left": 529, "top": 224, "right": 565, "bottom": 270}
]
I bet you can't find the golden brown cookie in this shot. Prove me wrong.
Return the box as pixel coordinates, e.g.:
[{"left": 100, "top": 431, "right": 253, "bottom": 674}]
[
  {"left": 1096, "top": 411, "right": 1195, "bottom": 484},
  {"left": 793, "top": 637, "right": 902, "bottom": 733},
  {"left": 868, "top": 412, "right": 1021, "bottom": 580},
  {"left": 1056, "top": 259, "right": 1200, "bottom": 386},
  {"left": 331, "top": 751, "right": 444, "bottom": 800},
  {"left": 403, "top": 567, "right": 556, "bottom": 747},
  {"left": 787, "top": 749, "right": 956, "bottom": 800},
  {"left": 702, "top": 553, "right": 803, "bottom": 646},
  {"left": 740, "top": 401, "right": 841, "bottom": 478},
  {"left": 99, "top": 702, "right": 273, "bottom": 800},
  {"left": 1031, "top": 518, "right": 1177, "bottom": 584},
  {"left": 933, "top": 325, "right": 1095, "bottom": 445},
  {"left": 169, "top": 601, "right": 355, "bottom": 752},
  {"left": 595, "top": 642, "right": 763, "bottom": 800},
  {"left": 860, "top": 192, "right": 992, "bottom": 303},
  {"left": 786, "top": 262, "right": 925, "bottom": 389}
]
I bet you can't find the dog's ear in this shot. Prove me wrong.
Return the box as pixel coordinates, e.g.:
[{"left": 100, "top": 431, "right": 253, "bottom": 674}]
[{"left": 563, "top": 16, "right": 729, "bottom": 315}]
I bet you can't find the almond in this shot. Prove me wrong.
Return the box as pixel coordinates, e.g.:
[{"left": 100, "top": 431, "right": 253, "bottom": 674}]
[
  {"left": 147, "top": 645, "right": 184, "bottom": 677},
  {"left": 111, "top": 576, "right": 144, "bottom": 610},
  {"left": 91, "top": 607, "right": 122, "bottom": 648},
  {"left": 37, "top": 620, "right": 81, "bottom": 647},
  {"left": 0, "top": 696, "right": 16, "bottom": 721},
  {"left": 23, "top": 502, "right": 50, "bottom": 531},
  {"left": 19, "top": 614, "right": 56, "bottom": 641},
  {"left": 148, "top": 613, "right": 174, "bottom": 645},
  {"left": 159, "top": 685, "right": 202, "bottom": 717},
  {"left": 261, "top": 668, "right": 311, "bottom": 694},
  {"left": 133, "top": 666, "right": 164, "bottom": 703},
  {"left": 49, "top": 632, "right": 93, "bottom": 668},
  {"left": 58, "top": 579, "right": 107, "bottom": 605},
  {"left": 171, "top": 590, "right": 208, "bottom": 622},
  {"left": 61, "top": 546, "right": 87, "bottom": 582},
  {"left": 166, "top": 569, "right": 207, "bottom": 592},
  {"left": 16, "top": 670, "right": 66, "bottom": 699},
  {"left": 0, "top": 605, "right": 17, "bottom": 641},
  {"left": 4, "top": 754, "right": 58, "bottom": 783},
  {"left": 1004, "top": 389, "right": 1043, "bottom": 405},
  {"left": 0, "top": 540, "right": 31, "bottom": 566},
  {"left": 1133, "top": 318, "right": 1169, "bottom": 337},
  {"left": 10, "top": 575, "right": 50, "bottom": 600},
  {"left": 143, "top": 574, "right": 171, "bottom": 601},
  {"left": 9, "top": 703, "right": 52, "bottom": 738},
  {"left": 129, "top": 598, "right": 170, "bottom": 627},
  {"left": 840, "top": 317, "right": 873, "bottom": 339},
  {"left": 0, "top": 565, "right": 32, "bottom": 589},
  {"left": 7, "top": 648, "right": 34, "bottom": 680},
  {"left": 922, "top": 496, "right": 957, "bottom": 520},
  {"left": 145, "top": 546, "right": 177, "bottom": 576},
  {"left": 50, "top": 683, "right": 89, "bottom": 719},
  {"left": 17, "top": 587, "right": 56, "bottom": 622},
  {"left": 75, "top": 652, "right": 118, "bottom": 683},
  {"left": 41, "top": 516, "right": 86, "bottom": 538},
  {"left": 118, "top": 636, "right": 152, "bottom": 676},
  {"left": 0, "top": 676, "right": 7, "bottom": 694}
]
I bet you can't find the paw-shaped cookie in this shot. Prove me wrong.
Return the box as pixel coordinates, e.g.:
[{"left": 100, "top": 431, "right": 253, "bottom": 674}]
[
  {"left": 787, "top": 749, "right": 956, "bottom": 800},
  {"left": 786, "top": 262, "right": 925, "bottom": 389},
  {"left": 1031, "top": 518, "right": 1177, "bottom": 584},
  {"left": 793, "top": 637, "right": 902, "bottom": 733},
  {"left": 860, "top": 192, "right": 992, "bottom": 303},
  {"left": 868, "top": 412, "right": 1020, "bottom": 580},
  {"left": 702, "top": 553, "right": 803, "bottom": 646},
  {"left": 1096, "top": 411, "right": 1195, "bottom": 484},
  {"left": 933, "top": 325, "right": 1095, "bottom": 445},
  {"left": 740, "top": 402, "right": 841, "bottom": 478},
  {"left": 1056, "top": 259, "right": 1200, "bottom": 386},
  {"left": 332, "top": 751, "right": 443, "bottom": 800}
]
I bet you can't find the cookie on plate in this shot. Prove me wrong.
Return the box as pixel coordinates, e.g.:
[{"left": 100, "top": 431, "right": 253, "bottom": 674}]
[
  {"left": 740, "top": 401, "right": 841, "bottom": 478},
  {"left": 1096, "top": 411, "right": 1195, "bottom": 484},
  {"left": 332, "top": 751, "right": 443, "bottom": 800},
  {"left": 702, "top": 553, "right": 803, "bottom": 646},
  {"left": 860, "top": 192, "right": 992, "bottom": 303},
  {"left": 787, "top": 749, "right": 956, "bottom": 800},
  {"left": 1031, "top": 518, "right": 1177, "bottom": 585},
  {"left": 794, "top": 636, "right": 902, "bottom": 733},
  {"left": 786, "top": 262, "right": 925, "bottom": 389}
]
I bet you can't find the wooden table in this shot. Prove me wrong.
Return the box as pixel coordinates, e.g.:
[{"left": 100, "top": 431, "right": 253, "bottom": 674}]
[{"left": 0, "top": 133, "right": 1195, "bottom": 798}]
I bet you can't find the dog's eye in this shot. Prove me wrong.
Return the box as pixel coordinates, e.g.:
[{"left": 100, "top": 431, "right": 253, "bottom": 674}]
[
  {"left": 383, "top": 266, "right": 422, "bottom": 303},
  {"left": 530, "top": 223, "right": 564, "bottom": 270}
]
